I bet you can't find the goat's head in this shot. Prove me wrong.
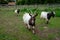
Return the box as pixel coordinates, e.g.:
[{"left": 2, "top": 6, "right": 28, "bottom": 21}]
[
  {"left": 29, "top": 13, "right": 38, "bottom": 26},
  {"left": 50, "top": 11, "right": 55, "bottom": 17},
  {"left": 47, "top": 11, "right": 55, "bottom": 20},
  {"left": 17, "top": 9, "right": 20, "bottom": 14}
]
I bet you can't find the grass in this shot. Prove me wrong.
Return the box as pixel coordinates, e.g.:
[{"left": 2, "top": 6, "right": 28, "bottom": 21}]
[{"left": 0, "top": 5, "right": 60, "bottom": 40}]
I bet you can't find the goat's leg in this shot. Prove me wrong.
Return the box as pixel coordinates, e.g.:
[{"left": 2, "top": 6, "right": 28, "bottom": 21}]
[
  {"left": 46, "top": 19, "right": 49, "bottom": 24},
  {"left": 26, "top": 24, "right": 28, "bottom": 29},
  {"left": 46, "top": 20, "right": 49, "bottom": 24},
  {"left": 17, "top": 13, "right": 19, "bottom": 16},
  {"left": 32, "top": 26, "right": 35, "bottom": 34},
  {"left": 46, "top": 21, "right": 48, "bottom": 24},
  {"left": 27, "top": 24, "right": 31, "bottom": 30}
]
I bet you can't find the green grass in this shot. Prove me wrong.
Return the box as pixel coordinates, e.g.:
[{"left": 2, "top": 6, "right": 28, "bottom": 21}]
[{"left": 0, "top": 5, "right": 60, "bottom": 40}]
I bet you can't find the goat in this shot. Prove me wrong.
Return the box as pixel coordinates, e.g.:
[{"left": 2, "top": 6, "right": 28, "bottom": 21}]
[
  {"left": 23, "top": 12, "right": 38, "bottom": 34},
  {"left": 40, "top": 11, "right": 55, "bottom": 24},
  {"left": 15, "top": 9, "right": 20, "bottom": 16}
]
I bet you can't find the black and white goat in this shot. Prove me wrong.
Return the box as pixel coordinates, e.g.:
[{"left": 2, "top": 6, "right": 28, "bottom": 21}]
[
  {"left": 15, "top": 9, "right": 20, "bottom": 16},
  {"left": 40, "top": 11, "right": 55, "bottom": 24},
  {"left": 23, "top": 12, "right": 38, "bottom": 34}
]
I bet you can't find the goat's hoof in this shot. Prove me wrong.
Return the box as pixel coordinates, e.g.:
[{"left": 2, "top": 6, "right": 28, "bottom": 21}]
[
  {"left": 17, "top": 15, "right": 18, "bottom": 16},
  {"left": 32, "top": 30, "right": 35, "bottom": 34},
  {"left": 33, "top": 32, "right": 35, "bottom": 34},
  {"left": 33, "top": 31, "right": 36, "bottom": 34},
  {"left": 46, "top": 22, "right": 48, "bottom": 24}
]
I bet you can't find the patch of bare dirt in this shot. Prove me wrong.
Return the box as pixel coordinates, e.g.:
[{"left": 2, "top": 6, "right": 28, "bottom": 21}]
[{"left": 35, "top": 23, "right": 60, "bottom": 40}]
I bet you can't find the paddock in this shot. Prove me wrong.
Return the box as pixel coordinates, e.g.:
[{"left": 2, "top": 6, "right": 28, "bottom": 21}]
[{"left": 0, "top": 5, "right": 60, "bottom": 40}]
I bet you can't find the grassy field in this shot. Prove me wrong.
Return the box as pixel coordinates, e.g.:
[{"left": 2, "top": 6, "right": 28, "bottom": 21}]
[{"left": 0, "top": 5, "right": 60, "bottom": 40}]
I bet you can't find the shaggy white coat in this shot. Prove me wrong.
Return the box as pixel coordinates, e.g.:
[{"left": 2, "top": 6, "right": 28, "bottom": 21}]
[
  {"left": 40, "top": 11, "right": 49, "bottom": 20},
  {"left": 23, "top": 13, "right": 31, "bottom": 24},
  {"left": 15, "top": 9, "right": 18, "bottom": 13}
]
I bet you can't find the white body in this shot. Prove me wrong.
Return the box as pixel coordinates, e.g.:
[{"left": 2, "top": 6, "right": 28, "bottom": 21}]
[
  {"left": 23, "top": 13, "right": 31, "bottom": 25},
  {"left": 15, "top": 9, "right": 17, "bottom": 13},
  {"left": 40, "top": 11, "right": 49, "bottom": 20}
]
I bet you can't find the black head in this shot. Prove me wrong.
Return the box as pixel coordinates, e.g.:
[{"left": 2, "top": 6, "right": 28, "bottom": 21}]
[
  {"left": 29, "top": 13, "right": 38, "bottom": 26},
  {"left": 50, "top": 11, "right": 55, "bottom": 17},
  {"left": 47, "top": 11, "right": 55, "bottom": 20},
  {"left": 17, "top": 9, "right": 20, "bottom": 14}
]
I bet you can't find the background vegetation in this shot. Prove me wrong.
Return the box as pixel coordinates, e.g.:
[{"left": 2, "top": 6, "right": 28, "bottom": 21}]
[
  {"left": 0, "top": 0, "right": 60, "bottom": 5},
  {"left": 16, "top": 0, "right": 60, "bottom": 5}
]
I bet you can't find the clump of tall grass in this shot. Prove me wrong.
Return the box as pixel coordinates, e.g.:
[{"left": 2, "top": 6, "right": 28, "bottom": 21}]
[
  {"left": 20, "top": 7, "right": 60, "bottom": 17},
  {"left": 55, "top": 8, "right": 60, "bottom": 17}
]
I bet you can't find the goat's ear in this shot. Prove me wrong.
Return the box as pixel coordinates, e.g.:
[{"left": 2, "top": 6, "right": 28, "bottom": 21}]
[{"left": 34, "top": 13, "right": 38, "bottom": 17}]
